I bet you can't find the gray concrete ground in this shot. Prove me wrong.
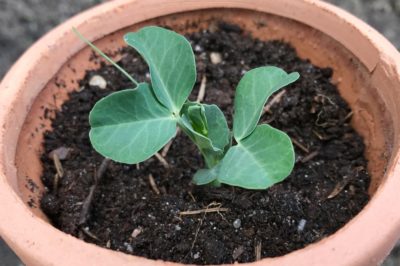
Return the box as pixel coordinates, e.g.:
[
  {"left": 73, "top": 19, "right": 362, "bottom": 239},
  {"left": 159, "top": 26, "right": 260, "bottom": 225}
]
[{"left": 0, "top": 0, "right": 399, "bottom": 265}]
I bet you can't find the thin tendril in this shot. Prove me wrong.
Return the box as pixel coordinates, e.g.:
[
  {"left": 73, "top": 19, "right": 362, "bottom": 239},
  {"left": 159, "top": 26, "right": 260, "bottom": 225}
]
[{"left": 72, "top": 27, "right": 138, "bottom": 87}]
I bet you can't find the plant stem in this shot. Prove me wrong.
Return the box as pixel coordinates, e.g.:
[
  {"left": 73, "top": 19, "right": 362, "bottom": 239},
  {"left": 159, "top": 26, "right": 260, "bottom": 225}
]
[
  {"left": 176, "top": 116, "right": 222, "bottom": 168},
  {"left": 72, "top": 27, "right": 139, "bottom": 87},
  {"left": 209, "top": 179, "right": 221, "bottom": 187}
]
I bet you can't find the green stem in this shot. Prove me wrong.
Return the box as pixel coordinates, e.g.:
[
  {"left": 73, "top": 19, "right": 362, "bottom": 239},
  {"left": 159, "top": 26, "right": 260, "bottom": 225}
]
[
  {"left": 176, "top": 116, "right": 222, "bottom": 168},
  {"left": 201, "top": 151, "right": 221, "bottom": 169},
  {"left": 72, "top": 27, "right": 139, "bottom": 87},
  {"left": 210, "top": 179, "right": 221, "bottom": 187},
  {"left": 177, "top": 116, "right": 223, "bottom": 187}
]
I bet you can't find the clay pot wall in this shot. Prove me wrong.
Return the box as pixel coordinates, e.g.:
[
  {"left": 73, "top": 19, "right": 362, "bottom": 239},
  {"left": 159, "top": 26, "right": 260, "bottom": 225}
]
[{"left": 1, "top": 1, "right": 400, "bottom": 265}]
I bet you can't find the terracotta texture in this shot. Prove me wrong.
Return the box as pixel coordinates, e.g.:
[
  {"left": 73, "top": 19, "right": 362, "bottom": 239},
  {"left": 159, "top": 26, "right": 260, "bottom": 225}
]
[{"left": 0, "top": 0, "right": 400, "bottom": 265}]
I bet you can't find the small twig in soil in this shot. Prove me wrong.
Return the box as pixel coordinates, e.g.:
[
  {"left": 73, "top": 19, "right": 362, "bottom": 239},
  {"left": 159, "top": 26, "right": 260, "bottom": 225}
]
[
  {"left": 217, "top": 210, "right": 229, "bottom": 224},
  {"left": 255, "top": 240, "right": 262, "bottom": 261},
  {"left": 179, "top": 207, "right": 229, "bottom": 215},
  {"left": 315, "top": 111, "right": 329, "bottom": 127},
  {"left": 291, "top": 137, "right": 310, "bottom": 153},
  {"left": 180, "top": 202, "right": 229, "bottom": 216},
  {"left": 154, "top": 152, "right": 170, "bottom": 168},
  {"left": 148, "top": 174, "right": 160, "bottom": 195},
  {"left": 312, "top": 130, "right": 329, "bottom": 140},
  {"left": 190, "top": 210, "right": 207, "bottom": 254},
  {"left": 79, "top": 186, "right": 96, "bottom": 225},
  {"left": 186, "top": 202, "right": 218, "bottom": 259},
  {"left": 136, "top": 163, "right": 140, "bottom": 170},
  {"left": 53, "top": 174, "right": 59, "bottom": 193},
  {"left": 96, "top": 158, "right": 111, "bottom": 182},
  {"left": 161, "top": 140, "right": 174, "bottom": 157},
  {"left": 52, "top": 154, "right": 64, "bottom": 177},
  {"left": 81, "top": 227, "right": 100, "bottom": 241},
  {"left": 196, "top": 75, "right": 207, "bottom": 103},
  {"left": 262, "top": 89, "right": 287, "bottom": 115},
  {"left": 52, "top": 153, "right": 64, "bottom": 192},
  {"left": 79, "top": 158, "right": 111, "bottom": 225},
  {"left": 65, "top": 179, "right": 77, "bottom": 192},
  {"left": 341, "top": 111, "right": 353, "bottom": 123},
  {"left": 301, "top": 150, "right": 319, "bottom": 163},
  {"left": 263, "top": 116, "right": 275, "bottom": 124},
  {"left": 173, "top": 216, "right": 183, "bottom": 223},
  {"left": 161, "top": 128, "right": 181, "bottom": 157},
  {"left": 316, "top": 93, "right": 336, "bottom": 106},
  {"left": 327, "top": 178, "right": 350, "bottom": 199},
  {"left": 188, "top": 191, "right": 196, "bottom": 202}
]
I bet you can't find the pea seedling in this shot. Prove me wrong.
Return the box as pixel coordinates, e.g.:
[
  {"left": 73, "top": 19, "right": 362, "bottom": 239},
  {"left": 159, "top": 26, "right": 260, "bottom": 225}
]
[{"left": 74, "top": 26, "right": 299, "bottom": 189}]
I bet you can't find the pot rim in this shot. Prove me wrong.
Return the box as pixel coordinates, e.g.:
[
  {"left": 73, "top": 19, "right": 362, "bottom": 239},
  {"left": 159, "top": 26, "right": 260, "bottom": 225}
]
[{"left": 1, "top": 0, "right": 400, "bottom": 265}]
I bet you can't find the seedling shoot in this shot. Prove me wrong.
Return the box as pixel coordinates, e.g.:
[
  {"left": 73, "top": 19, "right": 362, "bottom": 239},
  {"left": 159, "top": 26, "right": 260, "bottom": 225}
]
[{"left": 74, "top": 26, "right": 300, "bottom": 189}]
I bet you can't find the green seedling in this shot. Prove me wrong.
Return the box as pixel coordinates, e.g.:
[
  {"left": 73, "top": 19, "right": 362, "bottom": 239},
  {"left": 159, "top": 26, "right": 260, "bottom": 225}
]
[{"left": 74, "top": 26, "right": 300, "bottom": 189}]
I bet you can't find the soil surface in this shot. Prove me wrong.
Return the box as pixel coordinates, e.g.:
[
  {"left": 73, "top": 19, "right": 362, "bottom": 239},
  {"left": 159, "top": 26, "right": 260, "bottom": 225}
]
[{"left": 40, "top": 23, "right": 370, "bottom": 264}]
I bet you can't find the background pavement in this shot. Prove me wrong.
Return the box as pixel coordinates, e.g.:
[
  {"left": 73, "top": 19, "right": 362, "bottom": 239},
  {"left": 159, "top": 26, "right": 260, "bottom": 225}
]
[{"left": 0, "top": 0, "right": 399, "bottom": 265}]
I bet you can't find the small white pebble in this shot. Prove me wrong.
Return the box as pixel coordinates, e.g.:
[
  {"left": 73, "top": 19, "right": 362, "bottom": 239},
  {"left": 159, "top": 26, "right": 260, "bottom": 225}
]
[
  {"left": 194, "top": 45, "right": 203, "bottom": 52},
  {"left": 131, "top": 227, "right": 143, "bottom": 238},
  {"left": 232, "top": 245, "right": 245, "bottom": 260},
  {"left": 249, "top": 210, "right": 257, "bottom": 217},
  {"left": 89, "top": 75, "right": 107, "bottom": 89},
  {"left": 175, "top": 225, "right": 181, "bottom": 231},
  {"left": 297, "top": 219, "right": 307, "bottom": 232},
  {"left": 193, "top": 252, "right": 200, "bottom": 259},
  {"left": 124, "top": 242, "right": 133, "bottom": 253},
  {"left": 48, "top": 146, "right": 71, "bottom": 160},
  {"left": 145, "top": 72, "right": 151, "bottom": 79},
  {"left": 233, "top": 219, "right": 241, "bottom": 229},
  {"left": 210, "top": 52, "right": 222, "bottom": 64}
]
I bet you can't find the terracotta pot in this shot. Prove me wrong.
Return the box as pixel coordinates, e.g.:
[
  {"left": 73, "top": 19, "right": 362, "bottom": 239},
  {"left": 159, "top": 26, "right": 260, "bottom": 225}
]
[{"left": 1, "top": 0, "right": 400, "bottom": 265}]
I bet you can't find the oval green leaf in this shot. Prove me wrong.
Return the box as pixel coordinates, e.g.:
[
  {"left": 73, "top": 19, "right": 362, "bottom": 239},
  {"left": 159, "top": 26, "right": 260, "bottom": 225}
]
[
  {"left": 124, "top": 26, "right": 196, "bottom": 113},
  {"left": 233, "top": 66, "right": 299, "bottom": 141},
  {"left": 203, "top": 104, "right": 230, "bottom": 152},
  {"left": 218, "top": 124, "right": 294, "bottom": 189},
  {"left": 178, "top": 114, "right": 224, "bottom": 168},
  {"left": 181, "top": 102, "right": 230, "bottom": 152},
  {"left": 89, "top": 83, "right": 177, "bottom": 164},
  {"left": 187, "top": 104, "right": 208, "bottom": 136},
  {"left": 193, "top": 165, "right": 220, "bottom": 185}
]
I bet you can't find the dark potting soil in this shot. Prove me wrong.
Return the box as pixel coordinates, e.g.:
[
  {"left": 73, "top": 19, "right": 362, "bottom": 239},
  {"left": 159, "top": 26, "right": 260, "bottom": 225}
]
[{"left": 40, "top": 22, "right": 370, "bottom": 264}]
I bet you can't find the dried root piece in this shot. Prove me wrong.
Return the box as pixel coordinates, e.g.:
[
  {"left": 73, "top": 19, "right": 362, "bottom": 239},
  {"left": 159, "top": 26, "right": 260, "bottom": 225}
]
[
  {"left": 291, "top": 137, "right": 310, "bottom": 153},
  {"left": 148, "top": 174, "right": 160, "bottom": 195},
  {"left": 255, "top": 240, "right": 262, "bottom": 261},
  {"left": 262, "top": 89, "right": 287, "bottom": 115},
  {"left": 154, "top": 152, "right": 170, "bottom": 169},
  {"left": 196, "top": 75, "right": 207, "bottom": 103},
  {"left": 180, "top": 202, "right": 229, "bottom": 216},
  {"left": 79, "top": 158, "right": 111, "bottom": 225}
]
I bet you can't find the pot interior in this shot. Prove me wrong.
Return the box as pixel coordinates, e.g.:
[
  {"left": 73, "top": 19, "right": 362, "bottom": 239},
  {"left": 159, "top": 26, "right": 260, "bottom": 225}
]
[{"left": 14, "top": 9, "right": 392, "bottom": 224}]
